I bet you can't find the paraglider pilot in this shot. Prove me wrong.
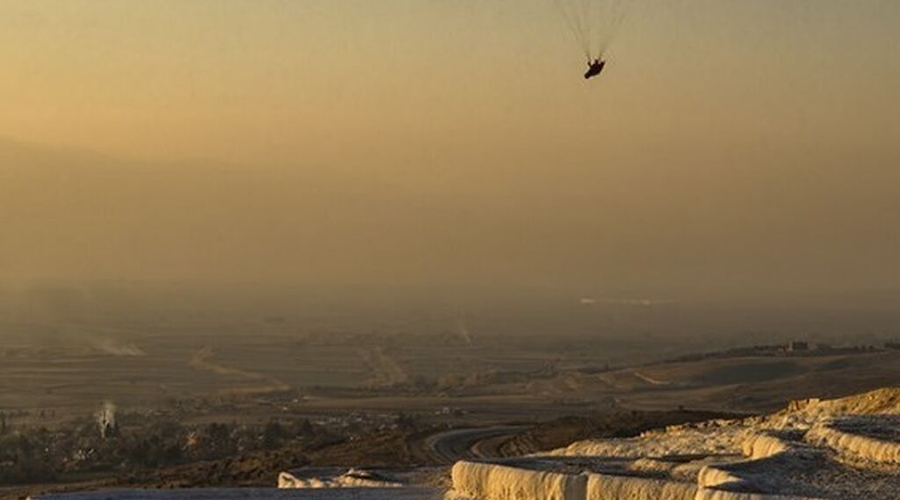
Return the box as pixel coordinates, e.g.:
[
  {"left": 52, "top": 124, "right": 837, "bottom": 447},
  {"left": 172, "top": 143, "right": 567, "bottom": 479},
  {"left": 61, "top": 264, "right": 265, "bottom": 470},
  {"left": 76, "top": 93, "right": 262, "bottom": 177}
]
[{"left": 584, "top": 58, "right": 606, "bottom": 80}]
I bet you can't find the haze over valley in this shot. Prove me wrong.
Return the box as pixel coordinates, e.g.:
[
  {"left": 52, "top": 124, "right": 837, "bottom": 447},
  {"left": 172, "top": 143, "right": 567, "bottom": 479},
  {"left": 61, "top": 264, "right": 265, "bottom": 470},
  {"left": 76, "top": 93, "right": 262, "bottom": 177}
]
[{"left": 2, "top": 2, "right": 899, "bottom": 499}]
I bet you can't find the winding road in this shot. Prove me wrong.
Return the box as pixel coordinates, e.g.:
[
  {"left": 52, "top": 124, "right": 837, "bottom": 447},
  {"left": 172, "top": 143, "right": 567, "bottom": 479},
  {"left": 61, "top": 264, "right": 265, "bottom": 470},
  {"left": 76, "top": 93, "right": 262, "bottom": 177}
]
[{"left": 422, "top": 425, "right": 528, "bottom": 464}]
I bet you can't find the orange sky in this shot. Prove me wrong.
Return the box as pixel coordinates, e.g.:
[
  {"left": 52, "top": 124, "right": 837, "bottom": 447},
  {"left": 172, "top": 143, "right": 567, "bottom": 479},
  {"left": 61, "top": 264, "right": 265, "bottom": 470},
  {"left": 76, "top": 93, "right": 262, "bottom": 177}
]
[
  {"left": 1, "top": 1, "right": 897, "bottom": 162},
  {"left": 0, "top": 1, "right": 898, "bottom": 296}
]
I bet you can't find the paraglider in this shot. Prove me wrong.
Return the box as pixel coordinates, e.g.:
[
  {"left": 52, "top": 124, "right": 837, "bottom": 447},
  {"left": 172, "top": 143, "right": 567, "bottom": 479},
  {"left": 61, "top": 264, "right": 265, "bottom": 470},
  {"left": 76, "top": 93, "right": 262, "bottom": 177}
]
[
  {"left": 584, "top": 58, "right": 606, "bottom": 80},
  {"left": 552, "top": 0, "right": 631, "bottom": 80}
]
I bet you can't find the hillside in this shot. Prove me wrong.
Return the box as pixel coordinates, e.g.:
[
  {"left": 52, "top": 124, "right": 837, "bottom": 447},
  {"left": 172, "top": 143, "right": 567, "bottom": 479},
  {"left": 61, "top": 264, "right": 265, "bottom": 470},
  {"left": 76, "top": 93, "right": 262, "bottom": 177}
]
[{"left": 450, "top": 388, "right": 900, "bottom": 500}]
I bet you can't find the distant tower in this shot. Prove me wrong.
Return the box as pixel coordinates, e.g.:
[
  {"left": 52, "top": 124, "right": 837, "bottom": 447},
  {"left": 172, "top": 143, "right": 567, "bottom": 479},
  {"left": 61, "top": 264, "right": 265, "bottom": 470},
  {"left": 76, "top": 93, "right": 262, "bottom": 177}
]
[{"left": 97, "top": 402, "right": 118, "bottom": 439}]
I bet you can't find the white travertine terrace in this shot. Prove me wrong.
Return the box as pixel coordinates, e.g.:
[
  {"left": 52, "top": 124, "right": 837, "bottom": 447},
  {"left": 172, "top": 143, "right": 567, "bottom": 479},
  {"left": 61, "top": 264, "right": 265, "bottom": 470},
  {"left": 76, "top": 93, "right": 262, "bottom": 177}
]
[{"left": 449, "top": 388, "right": 900, "bottom": 500}]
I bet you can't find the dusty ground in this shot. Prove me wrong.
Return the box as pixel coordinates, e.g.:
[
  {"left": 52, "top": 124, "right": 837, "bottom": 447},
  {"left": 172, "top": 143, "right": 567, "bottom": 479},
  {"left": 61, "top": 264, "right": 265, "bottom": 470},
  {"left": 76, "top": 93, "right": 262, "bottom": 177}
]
[{"left": 4, "top": 318, "right": 898, "bottom": 427}]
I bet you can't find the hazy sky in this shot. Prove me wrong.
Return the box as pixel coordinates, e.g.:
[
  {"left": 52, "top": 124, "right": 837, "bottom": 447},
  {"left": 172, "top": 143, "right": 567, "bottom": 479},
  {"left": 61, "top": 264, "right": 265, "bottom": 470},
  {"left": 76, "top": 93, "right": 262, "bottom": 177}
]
[{"left": 1, "top": 1, "right": 898, "bottom": 297}]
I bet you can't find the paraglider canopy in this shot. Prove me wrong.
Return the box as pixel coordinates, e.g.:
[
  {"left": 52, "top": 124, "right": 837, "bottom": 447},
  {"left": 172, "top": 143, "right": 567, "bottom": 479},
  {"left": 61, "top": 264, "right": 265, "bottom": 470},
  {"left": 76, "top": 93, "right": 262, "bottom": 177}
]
[{"left": 552, "top": 0, "right": 631, "bottom": 62}]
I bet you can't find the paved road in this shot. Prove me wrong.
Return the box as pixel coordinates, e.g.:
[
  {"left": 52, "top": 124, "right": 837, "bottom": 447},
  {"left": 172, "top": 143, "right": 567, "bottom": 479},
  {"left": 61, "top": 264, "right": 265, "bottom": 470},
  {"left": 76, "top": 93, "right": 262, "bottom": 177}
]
[{"left": 422, "top": 426, "right": 528, "bottom": 464}]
